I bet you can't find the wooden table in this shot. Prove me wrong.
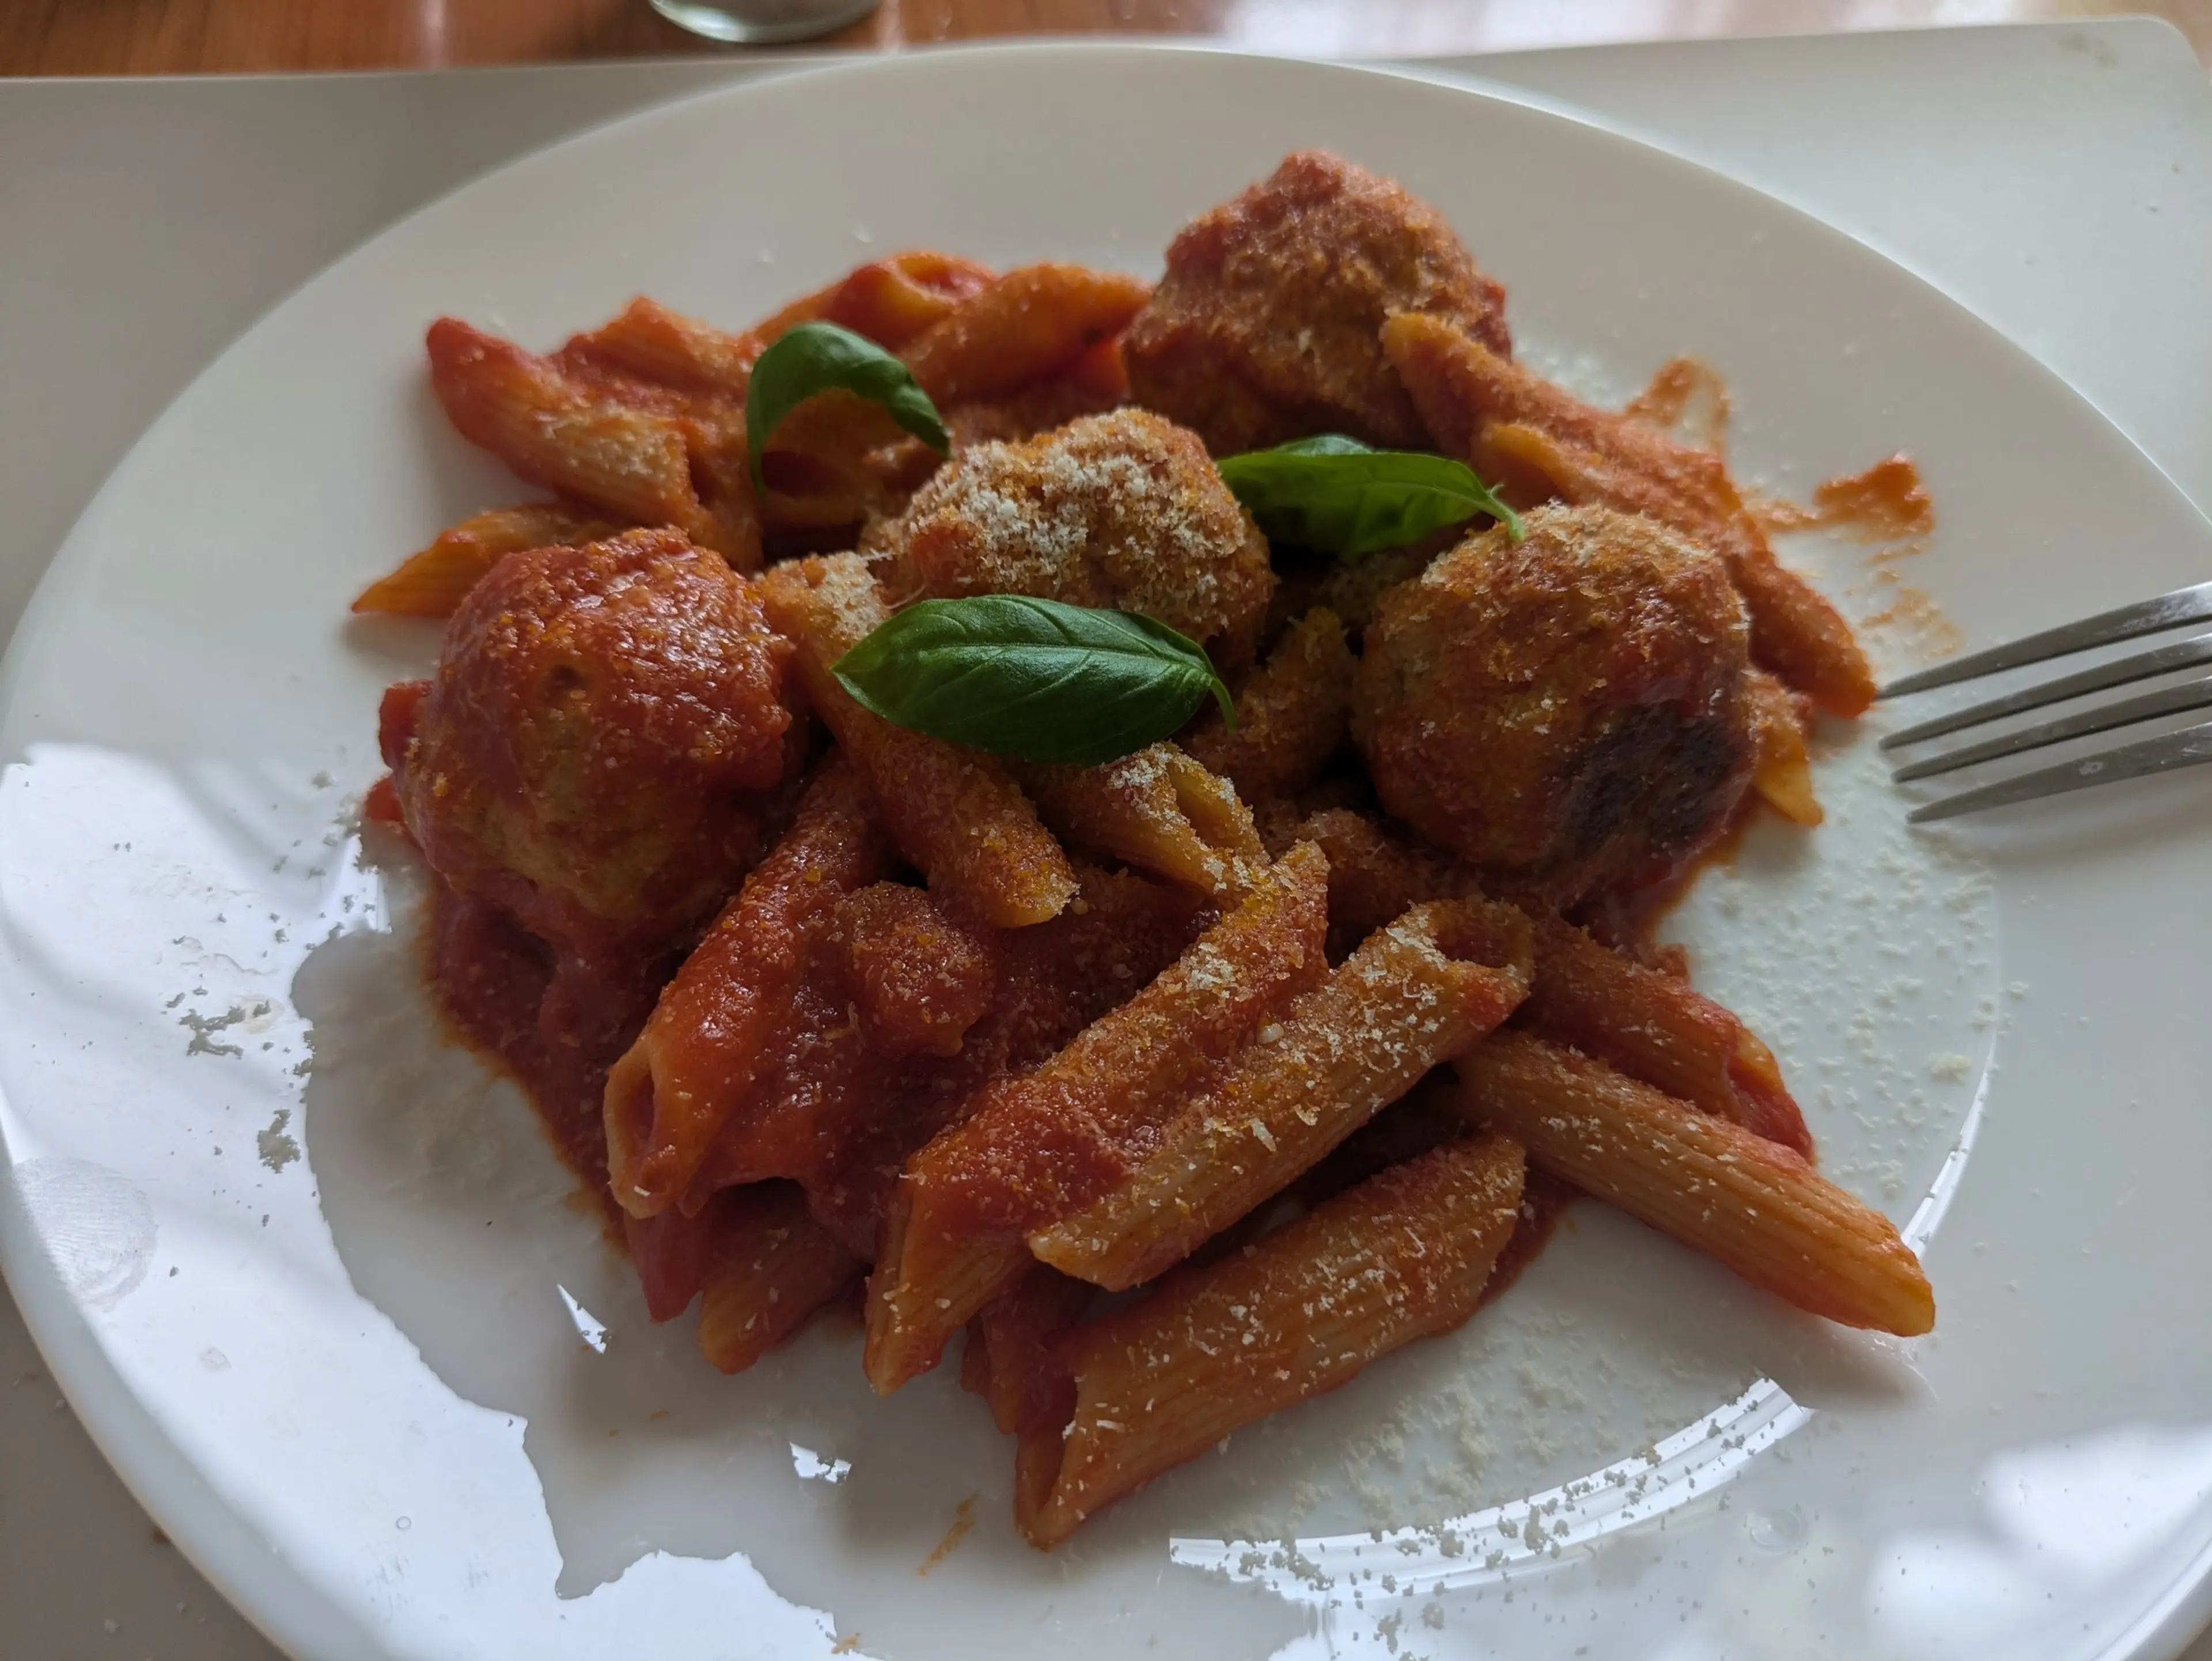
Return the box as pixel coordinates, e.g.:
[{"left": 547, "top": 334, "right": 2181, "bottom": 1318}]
[{"left": 5, "top": 0, "right": 2209, "bottom": 75}]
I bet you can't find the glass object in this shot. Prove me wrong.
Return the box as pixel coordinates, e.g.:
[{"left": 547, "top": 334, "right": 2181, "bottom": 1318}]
[{"left": 650, "top": 0, "right": 881, "bottom": 44}]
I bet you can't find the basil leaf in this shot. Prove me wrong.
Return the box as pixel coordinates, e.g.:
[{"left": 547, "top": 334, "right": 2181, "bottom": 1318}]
[
  {"left": 1216, "top": 434, "right": 1525, "bottom": 554},
  {"left": 745, "top": 321, "right": 949, "bottom": 487},
  {"left": 833, "top": 595, "right": 1234, "bottom": 768}
]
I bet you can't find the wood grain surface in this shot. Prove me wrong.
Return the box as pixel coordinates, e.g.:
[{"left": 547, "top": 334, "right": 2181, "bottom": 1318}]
[{"left": 4, "top": 0, "right": 2208, "bottom": 76}]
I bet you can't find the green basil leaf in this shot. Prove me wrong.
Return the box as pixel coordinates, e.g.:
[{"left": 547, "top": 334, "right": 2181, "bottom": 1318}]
[
  {"left": 745, "top": 320, "right": 949, "bottom": 488},
  {"left": 1216, "top": 434, "right": 1525, "bottom": 554},
  {"left": 832, "top": 595, "right": 1234, "bottom": 768}
]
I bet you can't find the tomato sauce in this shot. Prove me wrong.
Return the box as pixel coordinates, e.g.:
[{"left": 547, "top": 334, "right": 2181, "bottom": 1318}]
[
  {"left": 424, "top": 879, "right": 667, "bottom": 1227},
  {"left": 1624, "top": 357, "right": 1732, "bottom": 455},
  {"left": 1752, "top": 453, "right": 1934, "bottom": 543}
]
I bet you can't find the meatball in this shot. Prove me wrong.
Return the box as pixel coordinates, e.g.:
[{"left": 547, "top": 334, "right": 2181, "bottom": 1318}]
[
  {"left": 881, "top": 407, "right": 1276, "bottom": 666},
  {"left": 1351, "top": 505, "right": 1755, "bottom": 898},
  {"left": 382, "top": 527, "right": 800, "bottom": 962},
  {"left": 1124, "top": 150, "right": 1512, "bottom": 456}
]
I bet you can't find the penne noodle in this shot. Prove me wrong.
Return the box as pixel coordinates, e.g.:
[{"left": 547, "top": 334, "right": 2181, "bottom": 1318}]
[
  {"left": 1289, "top": 804, "right": 1465, "bottom": 957},
  {"left": 1290, "top": 808, "right": 1812, "bottom": 1152},
  {"left": 963, "top": 1267, "right": 1095, "bottom": 1437},
  {"left": 1294, "top": 1074, "right": 1470, "bottom": 1203},
  {"left": 1745, "top": 667, "right": 1823, "bottom": 826},
  {"left": 1183, "top": 607, "right": 1356, "bottom": 804},
  {"left": 1521, "top": 914, "right": 1811, "bottom": 1156},
  {"left": 1449, "top": 1032, "right": 1933, "bottom": 1335},
  {"left": 425, "top": 317, "right": 752, "bottom": 563},
  {"left": 1032, "top": 896, "right": 1532, "bottom": 1291},
  {"left": 563, "top": 254, "right": 990, "bottom": 408},
  {"left": 1061, "top": 334, "right": 1130, "bottom": 404},
  {"left": 1017, "top": 743, "right": 1268, "bottom": 901},
  {"left": 1019, "top": 1131, "right": 1527, "bottom": 1548},
  {"left": 565, "top": 297, "right": 763, "bottom": 398},
  {"left": 696, "top": 1183, "right": 866, "bottom": 1375},
  {"left": 863, "top": 841, "right": 1331, "bottom": 1393},
  {"left": 568, "top": 286, "right": 950, "bottom": 539},
  {"left": 602, "top": 757, "right": 889, "bottom": 1220},
  {"left": 903, "top": 264, "right": 1153, "bottom": 405},
  {"left": 757, "top": 552, "right": 1079, "bottom": 929},
  {"left": 940, "top": 335, "right": 1132, "bottom": 452},
  {"left": 624, "top": 1204, "right": 714, "bottom": 1323},
  {"left": 679, "top": 877, "right": 1001, "bottom": 1224},
  {"left": 691, "top": 863, "right": 1203, "bottom": 1257},
  {"left": 732, "top": 278, "right": 846, "bottom": 353},
  {"left": 752, "top": 389, "right": 916, "bottom": 536},
  {"left": 1380, "top": 312, "right": 1876, "bottom": 717},
  {"left": 351, "top": 502, "right": 619, "bottom": 618},
  {"left": 825, "top": 251, "right": 998, "bottom": 351},
  {"left": 558, "top": 303, "right": 894, "bottom": 547},
  {"left": 834, "top": 881, "right": 1003, "bottom": 1060}
]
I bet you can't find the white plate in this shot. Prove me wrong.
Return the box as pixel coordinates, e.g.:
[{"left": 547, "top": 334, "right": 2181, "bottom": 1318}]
[{"left": 4, "top": 43, "right": 2211, "bottom": 1661}]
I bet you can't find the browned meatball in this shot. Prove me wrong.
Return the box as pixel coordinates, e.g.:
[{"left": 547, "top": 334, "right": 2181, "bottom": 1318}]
[
  {"left": 1351, "top": 505, "right": 1755, "bottom": 898},
  {"left": 381, "top": 527, "right": 800, "bottom": 963},
  {"left": 881, "top": 407, "right": 1276, "bottom": 666},
  {"left": 1124, "top": 150, "right": 1512, "bottom": 456}
]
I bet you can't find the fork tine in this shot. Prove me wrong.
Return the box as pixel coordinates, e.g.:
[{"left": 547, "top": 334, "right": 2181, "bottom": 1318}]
[
  {"left": 1878, "top": 631, "right": 2212, "bottom": 750},
  {"left": 1880, "top": 580, "right": 2212, "bottom": 698},
  {"left": 1891, "top": 674, "right": 2212, "bottom": 782},
  {"left": 1907, "top": 718, "right": 2212, "bottom": 822}
]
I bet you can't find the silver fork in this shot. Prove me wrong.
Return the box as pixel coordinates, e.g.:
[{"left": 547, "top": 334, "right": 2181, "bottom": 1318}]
[{"left": 1879, "top": 581, "right": 2212, "bottom": 823}]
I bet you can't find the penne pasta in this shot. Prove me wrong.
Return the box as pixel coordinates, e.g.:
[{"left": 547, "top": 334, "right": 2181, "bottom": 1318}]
[
  {"left": 756, "top": 553, "right": 1079, "bottom": 928},
  {"left": 696, "top": 1182, "right": 868, "bottom": 1375},
  {"left": 351, "top": 502, "right": 619, "bottom": 618},
  {"left": 1288, "top": 804, "right": 1465, "bottom": 957},
  {"left": 863, "top": 841, "right": 1331, "bottom": 1393},
  {"left": 1019, "top": 1131, "right": 1527, "bottom": 1548},
  {"left": 903, "top": 264, "right": 1153, "bottom": 405},
  {"left": 1061, "top": 334, "right": 1130, "bottom": 404},
  {"left": 939, "top": 331, "right": 1134, "bottom": 451},
  {"left": 565, "top": 297, "right": 918, "bottom": 542},
  {"left": 834, "top": 881, "right": 1003, "bottom": 1060},
  {"left": 585, "top": 251, "right": 984, "bottom": 401},
  {"left": 1032, "top": 896, "right": 1532, "bottom": 1290},
  {"left": 1017, "top": 743, "right": 1268, "bottom": 901},
  {"left": 426, "top": 317, "right": 760, "bottom": 566},
  {"left": 962, "top": 1267, "right": 1096, "bottom": 1437},
  {"left": 825, "top": 251, "right": 998, "bottom": 351},
  {"left": 1294, "top": 1074, "right": 1469, "bottom": 1203},
  {"left": 688, "top": 862, "right": 1203, "bottom": 1259},
  {"left": 1289, "top": 808, "right": 1812, "bottom": 1152},
  {"left": 624, "top": 1204, "right": 714, "bottom": 1323},
  {"left": 602, "top": 757, "right": 889, "bottom": 1220},
  {"left": 1521, "top": 913, "right": 1810, "bottom": 1155},
  {"left": 752, "top": 389, "right": 916, "bottom": 536},
  {"left": 1380, "top": 312, "right": 1876, "bottom": 717},
  {"left": 563, "top": 255, "right": 988, "bottom": 420},
  {"left": 1450, "top": 1032, "right": 1933, "bottom": 1335},
  {"left": 1183, "top": 607, "right": 1356, "bottom": 804},
  {"left": 1745, "top": 667, "right": 1823, "bottom": 826},
  {"left": 565, "top": 296, "right": 764, "bottom": 398},
  {"left": 679, "top": 877, "right": 999, "bottom": 1226}
]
